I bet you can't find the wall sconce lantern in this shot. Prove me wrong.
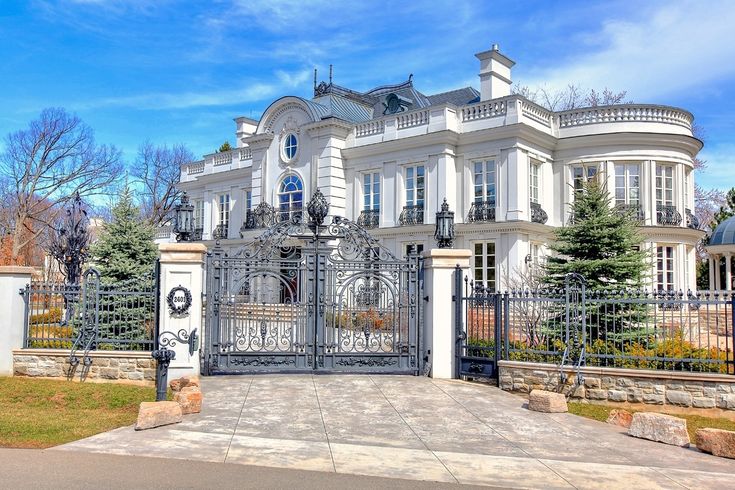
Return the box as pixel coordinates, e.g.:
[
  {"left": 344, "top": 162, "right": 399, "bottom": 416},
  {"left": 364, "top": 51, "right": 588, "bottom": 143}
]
[
  {"left": 173, "top": 192, "right": 195, "bottom": 242},
  {"left": 434, "top": 198, "right": 455, "bottom": 249}
]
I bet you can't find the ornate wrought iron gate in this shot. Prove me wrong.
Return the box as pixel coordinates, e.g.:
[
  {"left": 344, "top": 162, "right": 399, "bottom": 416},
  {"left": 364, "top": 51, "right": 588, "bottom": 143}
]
[{"left": 203, "top": 191, "right": 422, "bottom": 375}]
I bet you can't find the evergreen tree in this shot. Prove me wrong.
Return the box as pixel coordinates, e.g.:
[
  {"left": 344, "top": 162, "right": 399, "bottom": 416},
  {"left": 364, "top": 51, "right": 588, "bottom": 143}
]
[
  {"left": 545, "top": 180, "right": 648, "bottom": 291},
  {"left": 89, "top": 187, "right": 158, "bottom": 349},
  {"left": 218, "top": 141, "right": 232, "bottom": 153},
  {"left": 543, "top": 180, "right": 650, "bottom": 346},
  {"left": 91, "top": 187, "right": 158, "bottom": 282}
]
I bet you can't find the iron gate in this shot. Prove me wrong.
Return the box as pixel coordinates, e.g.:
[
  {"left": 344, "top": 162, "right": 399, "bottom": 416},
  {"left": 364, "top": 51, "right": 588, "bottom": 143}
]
[{"left": 203, "top": 190, "right": 422, "bottom": 375}]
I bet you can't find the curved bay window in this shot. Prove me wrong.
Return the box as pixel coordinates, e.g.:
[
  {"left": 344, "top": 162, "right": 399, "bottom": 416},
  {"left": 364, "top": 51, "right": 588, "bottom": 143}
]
[{"left": 278, "top": 174, "right": 303, "bottom": 221}]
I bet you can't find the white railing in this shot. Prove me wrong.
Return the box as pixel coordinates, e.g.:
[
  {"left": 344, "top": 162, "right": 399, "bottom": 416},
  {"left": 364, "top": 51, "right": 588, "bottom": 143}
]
[
  {"left": 355, "top": 120, "right": 385, "bottom": 137},
  {"left": 520, "top": 100, "right": 553, "bottom": 127},
  {"left": 557, "top": 105, "right": 693, "bottom": 130},
  {"left": 397, "top": 109, "right": 429, "bottom": 129},
  {"left": 239, "top": 147, "right": 252, "bottom": 160},
  {"left": 461, "top": 99, "right": 508, "bottom": 122},
  {"left": 187, "top": 161, "right": 205, "bottom": 175},
  {"left": 213, "top": 152, "right": 231, "bottom": 166}
]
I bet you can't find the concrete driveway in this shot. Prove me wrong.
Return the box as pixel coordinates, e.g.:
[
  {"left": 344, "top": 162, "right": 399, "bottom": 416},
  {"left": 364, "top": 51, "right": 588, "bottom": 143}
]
[{"left": 56, "top": 375, "right": 735, "bottom": 488}]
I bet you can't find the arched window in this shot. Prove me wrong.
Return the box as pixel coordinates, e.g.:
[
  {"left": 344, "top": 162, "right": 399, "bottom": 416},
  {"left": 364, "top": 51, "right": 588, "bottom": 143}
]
[{"left": 278, "top": 174, "right": 303, "bottom": 221}]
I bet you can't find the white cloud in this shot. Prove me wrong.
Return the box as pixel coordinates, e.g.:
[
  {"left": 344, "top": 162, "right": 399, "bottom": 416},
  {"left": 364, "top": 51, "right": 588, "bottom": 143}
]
[
  {"left": 520, "top": 1, "right": 735, "bottom": 101},
  {"left": 697, "top": 143, "right": 735, "bottom": 191}
]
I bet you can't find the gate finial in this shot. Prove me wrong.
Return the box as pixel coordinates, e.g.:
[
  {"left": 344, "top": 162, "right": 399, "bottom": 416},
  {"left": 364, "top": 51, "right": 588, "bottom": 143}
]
[{"left": 307, "top": 188, "right": 330, "bottom": 227}]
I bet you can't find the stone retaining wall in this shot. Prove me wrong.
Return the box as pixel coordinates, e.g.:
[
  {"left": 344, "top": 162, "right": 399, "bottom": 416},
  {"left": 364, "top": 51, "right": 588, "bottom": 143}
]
[
  {"left": 498, "top": 360, "right": 735, "bottom": 411},
  {"left": 13, "top": 348, "right": 155, "bottom": 384}
]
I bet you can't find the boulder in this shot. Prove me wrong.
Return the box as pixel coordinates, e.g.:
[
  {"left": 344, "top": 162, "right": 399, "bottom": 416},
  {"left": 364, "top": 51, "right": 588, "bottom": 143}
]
[
  {"left": 696, "top": 428, "right": 735, "bottom": 459},
  {"left": 174, "top": 386, "right": 203, "bottom": 415},
  {"left": 606, "top": 409, "right": 633, "bottom": 428},
  {"left": 628, "top": 412, "right": 689, "bottom": 447},
  {"left": 169, "top": 376, "right": 200, "bottom": 392},
  {"left": 135, "top": 401, "right": 182, "bottom": 430},
  {"left": 528, "top": 390, "right": 568, "bottom": 413}
]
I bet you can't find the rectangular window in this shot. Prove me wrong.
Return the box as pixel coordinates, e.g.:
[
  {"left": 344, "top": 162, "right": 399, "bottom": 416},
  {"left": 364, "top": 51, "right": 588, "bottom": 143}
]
[
  {"left": 404, "top": 243, "right": 424, "bottom": 257},
  {"left": 363, "top": 172, "right": 380, "bottom": 211},
  {"left": 656, "top": 245, "right": 675, "bottom": 291},
  {"left": 194, "top": 199, "right": 204, "bottom": 230},
  {"left": 614, "top": 163, "right": 641, "bottom": 206},
  {"left": 218, "top": 193, "right": 230, "bottom": 226},
  {"left": 573, "top": 164, "right": 598, "bottom": 193},
  {"left": 406, "top": 165, "right": 425, "bottom": 208},
  {"left": 473, "top": 159, "right": 496, "bottom": 204},
  {"left": 529, "top": 161, "right": 540, "bottom": 204},
  {"left": 530, "top": 243, "right": 541, "bottom": 267},
  {"left": 246, "top": 191, "right": 252, "bottom": 211},
  {"left": 656, "top": 165, "right": 674, "bottom": 207},
  {"left": 473, "top": 242, "right": 496, "bottom": 290}
]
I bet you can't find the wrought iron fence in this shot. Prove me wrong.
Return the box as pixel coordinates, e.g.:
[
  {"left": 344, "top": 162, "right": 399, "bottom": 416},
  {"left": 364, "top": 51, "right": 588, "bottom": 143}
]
[
  {"left": 457, "top": 278, "right": 735, "bottom": 375},
  {"left": 22, "top": 272, "right": 157, "bottom": 351}
]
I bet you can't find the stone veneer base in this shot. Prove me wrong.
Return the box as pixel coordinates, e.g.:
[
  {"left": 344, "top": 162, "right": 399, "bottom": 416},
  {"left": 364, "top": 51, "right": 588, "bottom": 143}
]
[
  {"left": 12, "top": 348, "right": 155, "bottom": 385},
  {"left": 498, "top": 360, "right": 735, "bottom": 411}
]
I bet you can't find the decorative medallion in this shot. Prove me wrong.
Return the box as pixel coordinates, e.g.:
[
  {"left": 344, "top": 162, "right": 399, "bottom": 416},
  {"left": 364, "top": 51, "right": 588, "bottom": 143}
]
[{"left": 167, "top": 285, "right": 193, "bottom": 316}]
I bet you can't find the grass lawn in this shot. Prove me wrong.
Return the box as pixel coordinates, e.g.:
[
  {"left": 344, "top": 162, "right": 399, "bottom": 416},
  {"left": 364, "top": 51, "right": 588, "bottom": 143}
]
[
  {"left": 568, "top": 402, "right": 735, "bottom": 441},
  {"left": 0, "top": 377, "right": 155, "bottom": 449}
]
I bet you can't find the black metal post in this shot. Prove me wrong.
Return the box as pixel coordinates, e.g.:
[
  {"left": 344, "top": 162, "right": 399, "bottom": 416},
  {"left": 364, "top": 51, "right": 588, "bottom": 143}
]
[
  {"left": 453, "top": 265, "right": 463, "bottom": 379},
  {"left": 152, "top": 348, "right": 176, "bottom": 401},
  {"left": 731, "top": 295, "right": 735, "bottom": 375},
  {"left": 494, "top": 292, "right": 502, "bottom": 386}
]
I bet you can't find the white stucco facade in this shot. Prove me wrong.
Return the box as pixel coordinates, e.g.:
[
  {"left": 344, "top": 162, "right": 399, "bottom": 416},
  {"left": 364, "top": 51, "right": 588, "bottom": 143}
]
[{"left": 171, "top": 46, "right": 704, "bottom": 292}]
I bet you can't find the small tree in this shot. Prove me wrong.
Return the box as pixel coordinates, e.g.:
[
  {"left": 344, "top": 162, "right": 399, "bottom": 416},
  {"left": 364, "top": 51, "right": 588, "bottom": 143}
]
[
  {"left": 545, "top": 180, "right": 648, "bottom": 291},
  {"left": 544, "top": 180, "right": 649, "bottom": 345},
  {"left": 90, "top": 187, "right": 158, "bottom": 348},
  {"left": 91, "top": 187, "right": 158, "bottom": 283},
  {"left": 218, "top": 141, "right": 232, "bottom": 152}
]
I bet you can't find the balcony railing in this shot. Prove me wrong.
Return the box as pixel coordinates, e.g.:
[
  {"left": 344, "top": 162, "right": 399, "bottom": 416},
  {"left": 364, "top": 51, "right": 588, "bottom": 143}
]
[
  {"left": 212, "top": 224, "right": 228, "bottom": 240},
  {"left": 357, "top": 209, "right": 379, "bottom": 229},
  {"left": 467, "top": 200, "right": 496, "bottom": 223},
  {"left": 530, "top": 202, "right": 548, "bottom": 224},
  {"left": 398, "top": 205, "right": 424, "bottom": 226},
  {"left": 615, "top": 203, "right": 645, "bottom": 223},
  {"left": 685, "top": 208, "right": 700, "bottom": 229},
  {"left": 656, "top": 205, "right": 682, "bottom": 227}
]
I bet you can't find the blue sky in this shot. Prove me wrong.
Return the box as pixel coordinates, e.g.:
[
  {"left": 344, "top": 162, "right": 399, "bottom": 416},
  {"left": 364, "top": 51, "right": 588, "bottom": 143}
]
[{"left": 0, "top": 0, "right": 733, "bottom": 191}]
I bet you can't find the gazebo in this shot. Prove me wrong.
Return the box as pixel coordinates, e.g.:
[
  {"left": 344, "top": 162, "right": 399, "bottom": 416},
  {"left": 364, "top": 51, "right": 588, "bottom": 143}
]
[{"left": 706, "top": 215, "right": 735, "bottom": 290}]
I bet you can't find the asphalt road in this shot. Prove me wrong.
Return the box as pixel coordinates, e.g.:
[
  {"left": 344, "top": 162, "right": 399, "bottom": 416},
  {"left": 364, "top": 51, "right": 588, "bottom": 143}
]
[{"left": 0, "top": 448, "right": 487, "bottom": 490}]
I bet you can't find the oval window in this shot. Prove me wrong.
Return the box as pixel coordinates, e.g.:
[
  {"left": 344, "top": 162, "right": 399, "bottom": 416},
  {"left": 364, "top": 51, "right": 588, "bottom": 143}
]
[{"left": 283, "top": 133, "right": 298, "bottom": 161}]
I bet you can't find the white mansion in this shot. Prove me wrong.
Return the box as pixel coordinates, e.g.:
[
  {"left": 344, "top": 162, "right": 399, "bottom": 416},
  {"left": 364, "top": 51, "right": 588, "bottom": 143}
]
[{"left": 172, "top": 45, "right": 704, "bottom": 291}]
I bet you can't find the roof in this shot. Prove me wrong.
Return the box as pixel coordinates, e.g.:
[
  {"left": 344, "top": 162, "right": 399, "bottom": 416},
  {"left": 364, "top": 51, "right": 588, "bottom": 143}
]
[
  {"left": 426, "top": 87, "right": 480, "bottom": 106},
  {"left": 710, "top": 216, "right": 735, "bottom": 246}
]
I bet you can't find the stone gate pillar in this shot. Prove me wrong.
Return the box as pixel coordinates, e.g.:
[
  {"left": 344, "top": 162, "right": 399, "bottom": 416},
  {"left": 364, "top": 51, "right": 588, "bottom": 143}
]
[
  {"left": 423, "top": 249, "right": 471, "bottom": 378},
  {"left": 0, "top": 266, "right": 34, "bottom": 376},
  {"left": 158, "top": 243, "right": 207, "bottom": 378}
]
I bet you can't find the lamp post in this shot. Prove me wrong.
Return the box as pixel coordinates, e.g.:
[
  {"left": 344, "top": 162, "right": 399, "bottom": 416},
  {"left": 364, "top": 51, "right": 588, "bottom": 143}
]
[
  {"left": 434, "top": 198, "right": 455, "bottom": 248},
  {"left": 173, "top": 192, "right": 195, "bottom": 242}
]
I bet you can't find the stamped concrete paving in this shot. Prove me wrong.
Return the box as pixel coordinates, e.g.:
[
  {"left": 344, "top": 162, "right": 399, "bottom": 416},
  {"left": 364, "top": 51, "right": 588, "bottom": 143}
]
[{"left": 56, "top": 375, "right": 735, "bottom": 488}]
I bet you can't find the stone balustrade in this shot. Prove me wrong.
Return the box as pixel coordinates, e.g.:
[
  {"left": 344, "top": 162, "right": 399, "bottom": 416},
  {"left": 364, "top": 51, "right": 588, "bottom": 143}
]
[
  {"left": 557, "top": 104, "right": 693, "bottom": 130},
  {"left": 396, "top": 109, "right": 429, "bottom": 129}
]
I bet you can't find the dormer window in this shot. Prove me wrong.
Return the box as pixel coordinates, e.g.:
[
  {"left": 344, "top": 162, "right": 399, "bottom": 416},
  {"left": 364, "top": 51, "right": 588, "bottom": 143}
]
[{"left": 383, "top": 93, "right": 413, "bottom": 115}]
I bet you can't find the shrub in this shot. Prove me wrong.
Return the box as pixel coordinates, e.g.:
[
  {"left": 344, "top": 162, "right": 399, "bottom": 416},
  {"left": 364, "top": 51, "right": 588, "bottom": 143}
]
[{"left": 29, "top": 307, "right": 62, "bottom": 326}]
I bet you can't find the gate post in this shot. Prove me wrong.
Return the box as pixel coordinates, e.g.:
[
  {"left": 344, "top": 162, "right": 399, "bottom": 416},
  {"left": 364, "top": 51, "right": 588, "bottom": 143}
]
[
  {"left": 0, "top": 266, "right": 34, "bottom": 375},
  {"left": 423, "top": 249, "right": 471, "bottom": 378},
  {"left": 157, "top": 243, "right": 207, "bottom": 379}
]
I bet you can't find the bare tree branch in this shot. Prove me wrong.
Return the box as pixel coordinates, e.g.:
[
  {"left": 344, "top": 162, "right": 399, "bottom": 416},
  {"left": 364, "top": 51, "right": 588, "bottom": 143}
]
[
  {"left": 0, "top": 108, "right": 121, "bottom": 265},
  {"left": 130, "top": 141, "right": 194, "bottom": 227}
]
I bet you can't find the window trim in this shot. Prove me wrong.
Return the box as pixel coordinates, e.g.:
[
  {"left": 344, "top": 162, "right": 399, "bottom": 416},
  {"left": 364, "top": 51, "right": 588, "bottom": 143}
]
[
  {"left": 473, "top": 241, "right": 496, "bottom": 291},
  {"left": 472, "top": 159, "right": 497, "bottom": 205},
  {"left": 404, "top": 164, "right": 426, "bottom": 209},
  {"left": 363, "top": 172, "right": 381, "bottom": 211},
  {"left": 656, "top": 244, "right": 675, "bottom": 291},
  {"left": 529, "top": 160, "right": 540, "bottom": 205},
  {"left": 614, "top": 162, "right": 641, "bottom": 207},
  {"left": 281, "top": 132, "right": 299, "bottom": 163}
]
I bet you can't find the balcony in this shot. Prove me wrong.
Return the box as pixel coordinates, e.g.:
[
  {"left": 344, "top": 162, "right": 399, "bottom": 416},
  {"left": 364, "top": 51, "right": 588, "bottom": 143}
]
[
  {"left": 615, "top": 203, "right": 645, "bottom": 223},
  {"left": 656, "top": 205, "right": 683, "bottom": 227},
  {"left": 530, "top": 202, "right": 548, "bottom": 224},
  {"left": 685, "top": 208, "right": 700, "bottom": 229},
  {"left": 212, "top": 224, "right": 228, "bottom": 240},
  {"left": 357, "top": 209, "right": 379, "bottom": 229},
  {"left": 399, "top": 205, "right": 424, "bottom": 226},
  {"left": 467, "top": 200, "right": 496, "bottom": 223}
]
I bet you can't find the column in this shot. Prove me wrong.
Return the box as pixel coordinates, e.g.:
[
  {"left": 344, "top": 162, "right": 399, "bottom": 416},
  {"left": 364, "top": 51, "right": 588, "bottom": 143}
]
[
  {"left": 423, "top": 248, "right": 472, "bottom": 379},
  {"left": 0, "top": 266, "right": 34, "bottom": 375},
  {"left": 709, "top": 256, "right": 715, "bottom": 291},
  {"left": 158, "top": 243, "right": 207, "bottom": 378},
  {"left": 715, "top": 255, "right": 721, "bottom": 290},
  {"left": 726, "top": 254, "right": 732, "bottom": 291}
]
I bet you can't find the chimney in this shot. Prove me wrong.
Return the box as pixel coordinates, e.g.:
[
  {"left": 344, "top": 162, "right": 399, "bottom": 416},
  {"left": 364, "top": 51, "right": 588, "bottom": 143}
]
[{"left": 475, "top": 44, "right": 515, "bottom": 101}]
